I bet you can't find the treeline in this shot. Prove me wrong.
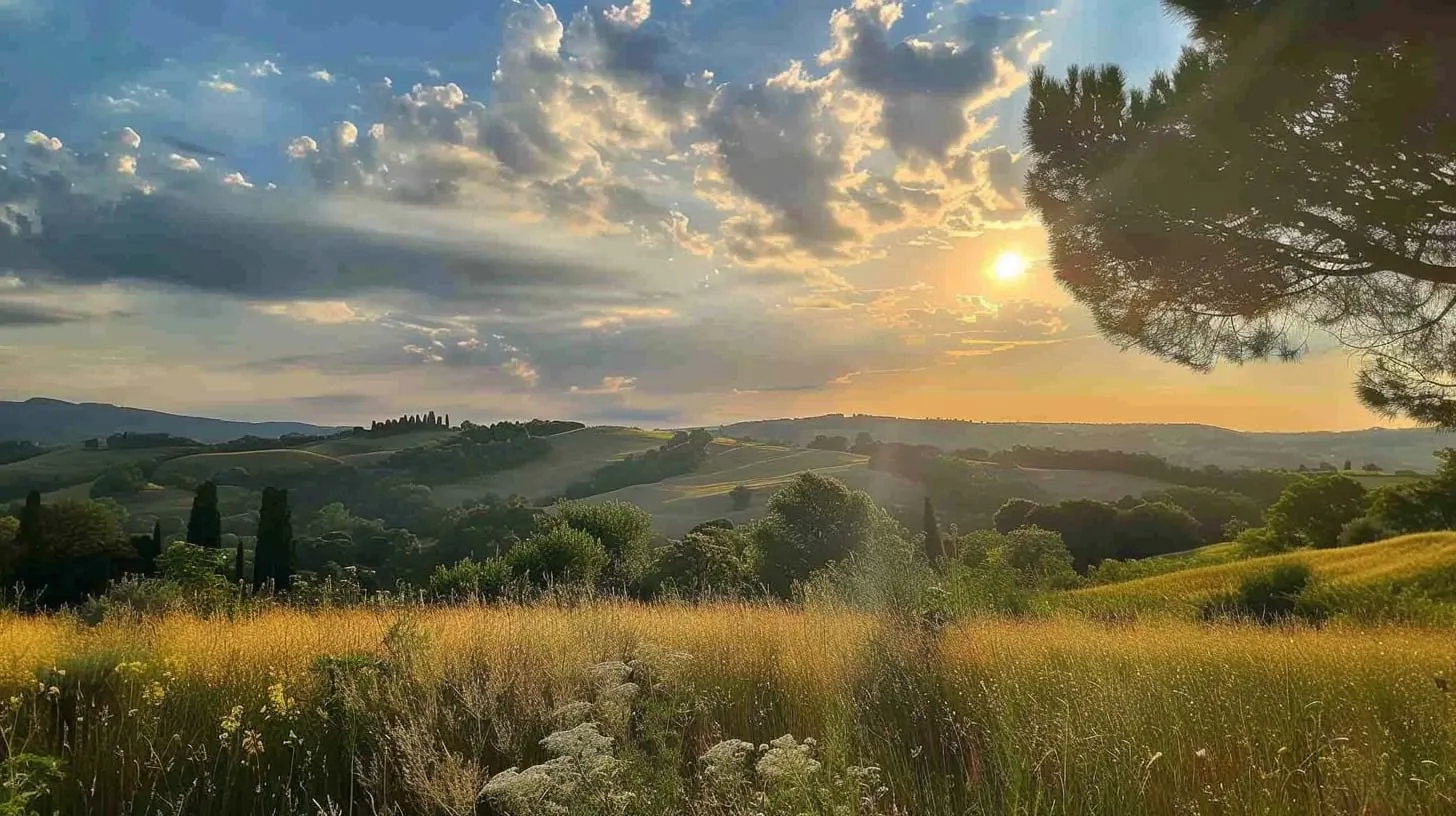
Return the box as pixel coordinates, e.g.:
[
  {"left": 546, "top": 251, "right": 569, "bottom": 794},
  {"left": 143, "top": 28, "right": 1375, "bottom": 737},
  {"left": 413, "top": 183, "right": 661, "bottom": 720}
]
[
  {"left": 984, "top": 446, "right": 1297, "bottom": 505},
  {"left": 382, "top": 435, "right": 552, "bottom": 485},
  {"left": 363, "top": 411, "right": 450, "bottom": 435},
  {"left": 458, "top": 419, "right": 585, "bottom": 443},
  {"left": 92, "top": 432, "right": 205, "bottom": 450},
  {"left": 0, "top": 491, "right": 162, "bottom": 607},
  {"left": 563, "top": 430, "right": 714, "bottom": 500},
  {"left": 0, "top": 440, "right": 47, "bottom": 466}
]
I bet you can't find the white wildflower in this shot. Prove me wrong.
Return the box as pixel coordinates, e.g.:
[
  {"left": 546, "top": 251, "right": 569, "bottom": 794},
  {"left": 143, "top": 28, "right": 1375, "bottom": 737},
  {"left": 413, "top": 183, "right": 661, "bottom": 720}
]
[
  {"left": 585, "top": 660, "right": 632, "bottom": 689},
  {"left": 755, "top": 734, "right": 822, "bottom": 783},
  {"left": 550, "top": 701, "right": 595, "bottom": 728},
  {"left": 540, "top": 722, "right": 614, "bottom": 768},
  {"left": 699, "top": 738, "right": 756, "bottom": 785}
]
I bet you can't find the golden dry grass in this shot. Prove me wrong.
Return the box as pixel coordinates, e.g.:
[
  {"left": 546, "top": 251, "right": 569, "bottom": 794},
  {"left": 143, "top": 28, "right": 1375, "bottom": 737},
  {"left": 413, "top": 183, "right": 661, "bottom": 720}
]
[{"left": 1, "top": 604, "right": 1453, "bottom": 813}]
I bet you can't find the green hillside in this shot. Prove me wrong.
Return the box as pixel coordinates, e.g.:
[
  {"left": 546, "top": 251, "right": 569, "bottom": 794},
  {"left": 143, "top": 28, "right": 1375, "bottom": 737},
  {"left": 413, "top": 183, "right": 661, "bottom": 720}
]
[
  {"left": 153, "top": 449, "right": 344, "bottom": 483},
  {"left": 1059, "top": 533, "right": 1456, "bottom": 618},
  {"left": 577, "top": 440, "right": 924, "bottom": 537},
  {"left": 302, "top": 430, "right": 455, "bottom": 462},
  {"left": 428, "top": 426, "right": 674, "bottom": 506}
]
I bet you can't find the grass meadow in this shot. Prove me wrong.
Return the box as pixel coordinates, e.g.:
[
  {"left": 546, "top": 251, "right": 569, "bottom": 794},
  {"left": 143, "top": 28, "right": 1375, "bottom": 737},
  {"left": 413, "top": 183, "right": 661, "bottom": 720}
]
[{"left": 2, "top": 602, "right": 1454, "bottom": 815}]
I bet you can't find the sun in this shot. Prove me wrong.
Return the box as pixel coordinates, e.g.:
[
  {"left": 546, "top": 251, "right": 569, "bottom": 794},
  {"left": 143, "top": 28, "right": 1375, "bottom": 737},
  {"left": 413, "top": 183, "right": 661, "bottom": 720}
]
[{"left": 990, "top": 251, "right": 1030, "bottom": 282}]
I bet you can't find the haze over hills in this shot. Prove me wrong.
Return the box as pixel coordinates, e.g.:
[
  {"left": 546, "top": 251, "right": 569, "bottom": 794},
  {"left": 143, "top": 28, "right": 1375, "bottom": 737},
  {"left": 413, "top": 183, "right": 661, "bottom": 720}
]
[
  {"left": 715, "top": 415, "right": 1455, "bottom": 472},
  {"left": 0, "top": 398, "right": 346, "bottom": 444}
]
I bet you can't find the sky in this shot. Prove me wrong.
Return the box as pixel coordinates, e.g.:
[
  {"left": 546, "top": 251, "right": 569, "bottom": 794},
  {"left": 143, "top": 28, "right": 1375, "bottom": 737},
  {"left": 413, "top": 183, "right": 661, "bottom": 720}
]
[{"left": 0, "top": 0, "right": 1397, "bottom": 431}]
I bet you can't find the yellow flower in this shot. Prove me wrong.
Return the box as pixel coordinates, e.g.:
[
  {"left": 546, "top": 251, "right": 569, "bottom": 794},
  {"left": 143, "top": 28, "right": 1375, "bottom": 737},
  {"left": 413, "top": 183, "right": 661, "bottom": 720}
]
[
  {"left": 266, "top": 681, "right": 294, "bottom": 717},
  {"left": 143, "top": 682, "right": 167, "bottom": 706}
]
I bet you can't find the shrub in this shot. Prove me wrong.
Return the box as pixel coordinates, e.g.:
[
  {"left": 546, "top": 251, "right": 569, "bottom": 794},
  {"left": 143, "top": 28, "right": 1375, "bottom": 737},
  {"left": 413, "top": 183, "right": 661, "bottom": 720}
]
[
  {"left": 507, "top": 526, "right": 609, "bottom": 588},
  {"left": 729, "top": 484, "right": 752, "bottom": 511},
  {"left": 1338, "top": 516, "right": 1390, "bottom": 548},
  {"left": 428, "top": 557, "right": 514, "bottom": 602},
  {"left": 1202, "top": 563, "right": 1328, "bottom": 625}
]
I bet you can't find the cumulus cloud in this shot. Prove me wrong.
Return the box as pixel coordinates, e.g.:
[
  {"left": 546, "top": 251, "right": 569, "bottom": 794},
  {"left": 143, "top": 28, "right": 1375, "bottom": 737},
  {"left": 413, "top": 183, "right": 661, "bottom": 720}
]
[
  {"left": 285, "top": 136, "right": 319, "bottom": 159},
  {"left": 23, "top": 131, "right": 62, "bottom": 151},
  {"left": 309, "top": 69, "right": 335, "bottom": 83},
  {"left": 165, "top": 153, "right": 203, "bottom": 172},
  {"left": 115, "top": 154, "right": 138, "bottom": 175},
  {"left": 221, "top": 171, "right": 254, "bottom": 188},
  {"left": 117, "top": 127, "right": 141, "bottom": 149},
  {"left": 248, "top": 60, "right": 282, "bottom": 77}
]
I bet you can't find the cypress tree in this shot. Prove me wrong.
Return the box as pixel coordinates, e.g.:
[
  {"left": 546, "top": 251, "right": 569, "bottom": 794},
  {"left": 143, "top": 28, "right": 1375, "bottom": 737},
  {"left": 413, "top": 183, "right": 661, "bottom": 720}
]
[
  {"left": 185, "top": 481, "right": 222, "bottom": 548},
  {"left": 235, "top": 535, "right": 246, "bottom": 588},
  {"left": 923, "top": 496, "right": 945, "bottom": 562},
  {"left": 16, "top": 490, "right": 42, "bottom": 550},
  {"left": 254, "top": 487, "right": 294, "bottom": 592},
  {"left": 138, "top": 520, "right": 162, "bottom": 575}
]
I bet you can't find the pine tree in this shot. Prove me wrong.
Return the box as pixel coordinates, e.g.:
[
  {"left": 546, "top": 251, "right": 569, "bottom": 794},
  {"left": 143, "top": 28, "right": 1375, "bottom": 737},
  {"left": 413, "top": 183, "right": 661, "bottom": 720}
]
[
  {"left": 923, "top": 496, "right": 945, "bottom": 563},
  {"left": 185, "top": 481, "right": 222, "bottom": 548},
  {"left": 254, "top": 487, "right": 294, "bottom": 592}
]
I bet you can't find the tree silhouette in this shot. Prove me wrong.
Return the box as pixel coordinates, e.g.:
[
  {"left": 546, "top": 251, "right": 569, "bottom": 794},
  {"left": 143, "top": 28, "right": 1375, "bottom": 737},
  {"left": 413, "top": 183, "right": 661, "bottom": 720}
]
[
  {"left": 1024, "top": 0, "right": 1456, "bottom": 424},
  {"left": 923, "top": 496, "right": 945, "bottom": 562},
  {"left": 253, "top": 487, "right": 294, "bottom": 592},
  {"left": 185, "top": 481, "right": 222, "bottom": 548}
]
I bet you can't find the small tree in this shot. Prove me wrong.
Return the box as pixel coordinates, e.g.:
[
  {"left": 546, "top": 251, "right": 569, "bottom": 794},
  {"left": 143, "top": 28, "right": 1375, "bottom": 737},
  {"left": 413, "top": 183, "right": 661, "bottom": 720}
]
[
  {"left": 1265, "top": 474, "right": 1368, "bottom": 550},
  {"left": 507, "top": 526, "right": 608, "bottom": 588},
  {"left": 729, "top": 484, "right": 753, "bottom": 511}
]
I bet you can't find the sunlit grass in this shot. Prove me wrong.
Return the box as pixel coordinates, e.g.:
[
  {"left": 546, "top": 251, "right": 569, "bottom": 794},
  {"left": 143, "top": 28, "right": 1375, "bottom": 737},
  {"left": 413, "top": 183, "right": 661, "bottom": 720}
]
[
  {"left": 1062, "top": 532, "right": 1456, "bottom": 619},
  {"left": 1, "top": 602, "right": 1454, "bottom": 813}
]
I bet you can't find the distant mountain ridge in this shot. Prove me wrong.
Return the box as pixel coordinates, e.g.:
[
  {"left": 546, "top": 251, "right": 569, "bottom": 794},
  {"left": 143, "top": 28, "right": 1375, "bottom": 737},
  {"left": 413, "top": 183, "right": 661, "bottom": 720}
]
[
  {"left": 0, "top": 398, "right": 348, "bottom": 444},
  {"left": 714, "top": 414, "right": 1456, "bottom": 472}
]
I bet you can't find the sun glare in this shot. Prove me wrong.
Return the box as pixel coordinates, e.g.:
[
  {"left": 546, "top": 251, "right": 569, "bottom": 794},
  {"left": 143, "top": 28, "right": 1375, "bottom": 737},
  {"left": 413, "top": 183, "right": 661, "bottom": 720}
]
[{"left": 991, "top": 251, "right": 1029, "bottom": 282}]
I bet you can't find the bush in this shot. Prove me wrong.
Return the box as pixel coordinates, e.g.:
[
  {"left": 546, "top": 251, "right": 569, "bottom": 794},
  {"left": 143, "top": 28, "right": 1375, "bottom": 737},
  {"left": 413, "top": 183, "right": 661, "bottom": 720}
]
[
  {"left": 730, "top": 484, "right": 752, "bottom": 511},
  {"left": 1202, "top": 563, "right": 1328, "bottom": 625},
  {"left": 1338, "top": 516, "right": 1390, "bottom": 548},
  {"left": 507, "top": 526, "right": 609, "bottom": 588},
  {"left": 428, "top": 557, "right": 514, "bottom": 602}
]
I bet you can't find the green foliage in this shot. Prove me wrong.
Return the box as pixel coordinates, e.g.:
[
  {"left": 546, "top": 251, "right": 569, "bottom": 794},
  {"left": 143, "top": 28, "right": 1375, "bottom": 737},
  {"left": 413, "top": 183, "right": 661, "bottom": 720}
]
[
  {"left": 1338, "top": 516, "right": 1391, "bottom": 548},
  {"left": 547, "top": 501, "right": 656, "bottom": 590},
  {"left": 749, "top": 472, "right": 890, "bottom": 597},
  {"left": 1142, "top": 485, "right": 1261, "bottom": 544},
  {"left": 1364, "top": 450, "right": 1456, "bottom": 535},
  {"left": 800, "top": 532, "right": 937, "bottom": 619},
  {"left": 806, "top": 435, "right": 850, "bottom": 452},
  {"left": 1203, "top": 563, "right": 1327, "bottom": 625},
  {"left": 563, "top": 429, "right": 714, "bottom": 499},
  {"left": 295, "top": 503, "right": 421, "bottom": 587},
  {"left": 6, "top": 498, "right": 132, "bottom": 607},
  {"left": 993, "top": 498, "right": 1038, "bottom": 533},
  {"left": 1112, "top": 501, "right": 1202, "bottom": 560},
  {"left": 156, "top": 541, "right": 231, "bottom": 592},
  {"left": 647, "top": 523, "right": 755, "bottom": 600},
  {"left": 185, "top": 480, "right": 222, "bottom": 548},
  {"left": 0, "top": 440, "right": 46, "bottom": 467},
  {"left": 507, "top": 525, "right": 609, "bottom": 587},
  {"left": 1, "top": 753, "right": 66, "bottom": 816},
  {"left": 383, "top": 435, "right": 550, "bottom": 485},
  {"left": 89, "top": 464, "right": 148, "bottom": 498},
  {"left": 1265, "top": 474, "right": 1368, "bottom": 549},
  {"left": 1025, "top": 499, "right": 1119, "bottom": 572},
  {"left": 427, "top": 557, "right": 514, "bottom": 602},
  {"left": 430, "top": 495, "right": 538, "bottom": 566}
]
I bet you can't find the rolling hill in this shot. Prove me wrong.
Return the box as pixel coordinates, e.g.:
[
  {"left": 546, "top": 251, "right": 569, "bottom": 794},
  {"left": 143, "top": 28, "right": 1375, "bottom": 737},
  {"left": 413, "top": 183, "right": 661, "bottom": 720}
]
[
  {"left": 1059, "top": 533, "right": 1456, "bottom": 618},
  {"left": 717, "top": 414, "right": 1452, "bottom": 471},
  {"left": 427, "top": 426, "right": 675, "bottom": 506},
  {"left": 0, "top": 398, "right": 346, "bottom": 444},
  {"left": 575, "top": 439, "right": 924, "bottom": 536},
  {"left": 152, "top": 449, "right": 345, "bottom": 483}
]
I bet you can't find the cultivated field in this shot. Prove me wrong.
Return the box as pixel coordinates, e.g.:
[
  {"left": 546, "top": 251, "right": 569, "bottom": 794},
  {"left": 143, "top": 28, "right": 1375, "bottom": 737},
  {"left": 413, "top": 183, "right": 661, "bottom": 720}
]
[{"left": 0, "top": 604, "right": 1451, "bottom": 814}]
